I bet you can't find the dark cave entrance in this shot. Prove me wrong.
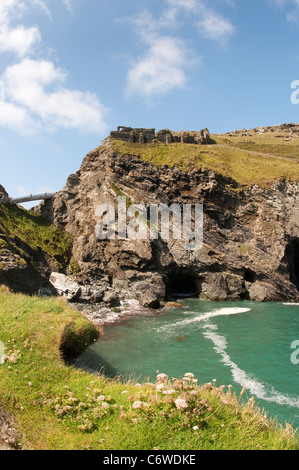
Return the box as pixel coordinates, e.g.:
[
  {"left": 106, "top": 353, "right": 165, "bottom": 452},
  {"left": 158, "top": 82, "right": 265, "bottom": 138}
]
[
  {"left": 292, "top": 239, "right": 299, "bottom": 288},
  {"left": 168, "top": 275, "right": 198, "bottom": 299},
  {"left": 244, "top": 269, "right": 256, "bottom": 284},
  {"left": 285, "top": 237, "right": 299, "bottom": 290}
]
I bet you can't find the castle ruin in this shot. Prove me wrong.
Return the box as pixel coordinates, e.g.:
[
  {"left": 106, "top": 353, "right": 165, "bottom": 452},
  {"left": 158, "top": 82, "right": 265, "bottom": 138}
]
[{"left": 110, "top": 126, "right": 214, "bottom": 145}]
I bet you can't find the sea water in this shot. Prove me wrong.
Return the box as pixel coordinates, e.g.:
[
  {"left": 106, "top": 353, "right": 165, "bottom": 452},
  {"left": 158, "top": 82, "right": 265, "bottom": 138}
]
[{"left": 76, "top": 300, "right": 299, "bottom": 430}]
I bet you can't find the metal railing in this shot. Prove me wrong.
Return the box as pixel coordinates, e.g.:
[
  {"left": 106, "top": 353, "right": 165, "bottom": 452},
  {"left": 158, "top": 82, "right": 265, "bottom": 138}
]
[{"left": 0, "top": 193, "right": 55, "bottom": 205}]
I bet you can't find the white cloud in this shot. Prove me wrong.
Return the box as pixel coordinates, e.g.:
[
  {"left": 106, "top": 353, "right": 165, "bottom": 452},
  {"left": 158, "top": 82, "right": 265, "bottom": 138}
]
[
  {"left": 0, "top": 101, "right": 37, "bottom": 136},
  {"left": 3, "top": 58, "right": 108, "bottom": 134},
  {"left": 0, "top": 1, "right": 109, "bottom": 136},
  {"left": 165, "top": 0, "right": 235, "bottom": 43},
  {"left": 62, "top": 0, "right": 73, "bottom": 12},
  {"left": 0, "top": 24, "right": 41, "bottom": 57},
  {"left": 0, "top": 0, "right": 41, "bottom": 56},
  {"left": 125, "top": 1, "right": 234, "bottom": 99},
  {"left": 267, "top": 0, "right": 299, "bottom": 22},
  {"left": 198, "top": 8, "right": 235, "bottom": 43},
  {"left": 0, "top": 1, "right": 24, "bottom": 24},
  {"left": 126, "top": 36, "right": 190, "bottom": 98},
  {"left": 287, "top": 0, "right": 299, "bottom": 22}
]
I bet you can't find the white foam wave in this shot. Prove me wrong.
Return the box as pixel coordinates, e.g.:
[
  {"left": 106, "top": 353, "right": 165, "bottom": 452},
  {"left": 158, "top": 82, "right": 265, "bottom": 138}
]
[
  {"left": 203, "top": 325, "right": 299, "bottom": 410},
  {"left": 283, "top": 303, "right": 299, "bottom": 306},
  {"left": 158, "top": 307, "right": 251, "bottom": 331}
]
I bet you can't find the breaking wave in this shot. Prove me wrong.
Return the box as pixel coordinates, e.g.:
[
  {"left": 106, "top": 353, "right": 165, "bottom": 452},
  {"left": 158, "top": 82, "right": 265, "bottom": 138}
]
[
  {"left": 203, "top": 324, "right": 299, "bottom": 409},
  {"left": 157, "top": 307, "right": 251, "bottom": 331}
]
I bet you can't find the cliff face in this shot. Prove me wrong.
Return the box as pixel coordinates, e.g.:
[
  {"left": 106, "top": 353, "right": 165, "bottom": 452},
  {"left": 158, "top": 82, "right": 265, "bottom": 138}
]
[{"left": 36, "top": 141, "right": 299, "bottom": 306}]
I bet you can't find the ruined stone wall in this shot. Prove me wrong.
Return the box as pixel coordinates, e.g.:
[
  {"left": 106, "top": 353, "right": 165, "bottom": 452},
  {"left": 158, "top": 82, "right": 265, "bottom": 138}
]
[
  {"left": 110, "top": 127, "right": 156, "bottom": 144},
  {"left": 110, "top": 127, "right": 213, "bottom": 145}
]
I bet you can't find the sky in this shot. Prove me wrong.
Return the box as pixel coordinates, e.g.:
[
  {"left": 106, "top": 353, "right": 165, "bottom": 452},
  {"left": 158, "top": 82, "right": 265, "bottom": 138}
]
[{"left": 1, "top": 0, "right": 299, "bottom": 200}]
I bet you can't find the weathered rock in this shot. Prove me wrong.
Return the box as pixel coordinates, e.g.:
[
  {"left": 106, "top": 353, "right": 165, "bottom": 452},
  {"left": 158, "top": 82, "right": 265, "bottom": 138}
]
[
  {"left": 132, "top": 282, "right": 161, "bottom": 309},
  {"left": 164, "top": 302, "right": 183, "bottom": 308},
  {"left": 247, "top": 281, "right": 279, "bottom": 302},
  {"left": 0, "top": 185, "right": 8, "bottom": 198},
  {"left": 0, "top": 248, "right": 46, "bottom": 295},
  {"left": 49, "top": 272, "right": 81, "bottom": 301},
  {"left": 35, "top": 143, "right": 299, "bottom": 305},
  {"left": 103, "top": 291, "right": 121, "bottom": 307}
]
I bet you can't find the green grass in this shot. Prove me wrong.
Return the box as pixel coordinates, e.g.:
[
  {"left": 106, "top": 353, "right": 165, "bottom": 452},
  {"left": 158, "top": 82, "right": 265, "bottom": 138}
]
[
  {"left": 111, "top": 128, "right": 299, "bottom": 188},
  {"left": 0, "top": 204, "right": 73, "bottom": 270},
  {"left": 0, "top": 287, "right": 297, "bottom": 450},
  {"left": 216, "top": 131, "right": 299, "bottom": 160}
]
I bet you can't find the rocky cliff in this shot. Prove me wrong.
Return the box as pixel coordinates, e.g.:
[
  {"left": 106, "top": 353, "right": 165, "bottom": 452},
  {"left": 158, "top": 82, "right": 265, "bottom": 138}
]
[{"left": 35, "top": 131, "right": 299, "bottom": 307}]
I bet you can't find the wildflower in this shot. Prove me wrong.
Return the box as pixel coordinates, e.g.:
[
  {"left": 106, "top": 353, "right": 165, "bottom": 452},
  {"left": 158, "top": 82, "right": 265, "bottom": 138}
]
[
  {"left": 96, "top": 395, "right": 106, "bottom": 402},
  {"left": 77, "top": 420, "right": 93, "bottom": 432},
  {"left": 131, "top": 418, "right": 142, "bottom": 425},
  {"left": 184, "top": 373, "right": 195, "bottom": 379},
  {"left": 132, "top": 401, "right": 148, "bottom": 410},
  {"left": 156, "top": 373, "right": 168, "bottom": 382},
  {"left": 101, "top": 402, "right": 110, "bottom": 409},
  {"left": 162, "top": 389, "right": 176, "bottom": 395},
  {"left": 78, "top": 402, "right": 87, "bottom": 409},
  {"left": 156, "top": 383, "right": 164, "bottom": 392},
  {"left": 174, "top": 398, "right": 188, "bottom": 410},
  {"left": 193, "top": 426, "right": 199, "bottom": 431}
]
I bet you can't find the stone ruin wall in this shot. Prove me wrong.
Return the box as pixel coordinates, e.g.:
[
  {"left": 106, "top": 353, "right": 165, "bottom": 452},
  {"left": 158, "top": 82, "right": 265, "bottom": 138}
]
[{"left": 110, "top": 126, "right": 213, "bottom": 145}]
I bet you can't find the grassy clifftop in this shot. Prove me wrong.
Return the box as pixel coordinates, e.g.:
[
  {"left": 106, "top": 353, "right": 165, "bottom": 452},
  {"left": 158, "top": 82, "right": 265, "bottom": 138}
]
[{"left": 111, "top": 125, "right": 299, "bottom": 188}]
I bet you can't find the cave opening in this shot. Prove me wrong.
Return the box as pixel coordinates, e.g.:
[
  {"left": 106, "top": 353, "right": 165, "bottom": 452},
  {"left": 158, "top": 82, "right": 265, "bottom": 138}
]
[
  {"left": 244, "top": 269, "right": 256, "bottom": 283},
  {"left": 169, "top": 276, "right": 198, "bottom": 299},
  {"left": 292, "top": 239, "right": 299, "bottom": 288},
  {"left": 285, "top": 237, "right": 299, "bottom": 290}
]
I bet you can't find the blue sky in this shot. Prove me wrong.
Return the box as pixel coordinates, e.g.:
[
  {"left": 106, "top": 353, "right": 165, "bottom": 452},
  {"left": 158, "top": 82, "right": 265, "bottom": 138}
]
[{"left": 1, "top": 0, "right": 299, "bottom": 200}]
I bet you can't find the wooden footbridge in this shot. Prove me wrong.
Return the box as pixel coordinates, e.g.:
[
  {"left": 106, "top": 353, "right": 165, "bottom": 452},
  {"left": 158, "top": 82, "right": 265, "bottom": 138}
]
[{"left": 0, "top": 192, "right": 55, "bottom": 205}]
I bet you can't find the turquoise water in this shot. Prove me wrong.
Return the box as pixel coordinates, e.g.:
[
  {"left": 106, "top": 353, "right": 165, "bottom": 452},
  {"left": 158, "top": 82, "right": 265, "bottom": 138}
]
[{"left": 76, "top": 300, "right": 299, "bottom": 430}]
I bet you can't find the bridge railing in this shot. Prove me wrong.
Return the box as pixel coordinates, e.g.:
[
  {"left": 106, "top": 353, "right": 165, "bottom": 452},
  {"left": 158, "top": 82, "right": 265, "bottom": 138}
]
[{"left": 0, "top": 193, "right": 55, "bottom": 205}]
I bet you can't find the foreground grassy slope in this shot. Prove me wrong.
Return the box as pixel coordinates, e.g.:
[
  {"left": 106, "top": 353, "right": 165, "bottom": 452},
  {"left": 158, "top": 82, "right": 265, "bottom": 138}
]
[
  {"left": 0, "top": 287, "right": 297, "bottom": 450},
  {"left": 111, "top": 127, "right": 299, "bottom": 188}
]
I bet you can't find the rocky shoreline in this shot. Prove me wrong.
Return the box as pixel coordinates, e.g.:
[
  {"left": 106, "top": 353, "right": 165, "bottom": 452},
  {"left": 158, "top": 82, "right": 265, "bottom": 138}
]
[{"left": 71, "top": 298, "right": 159, "bottom": 328}]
